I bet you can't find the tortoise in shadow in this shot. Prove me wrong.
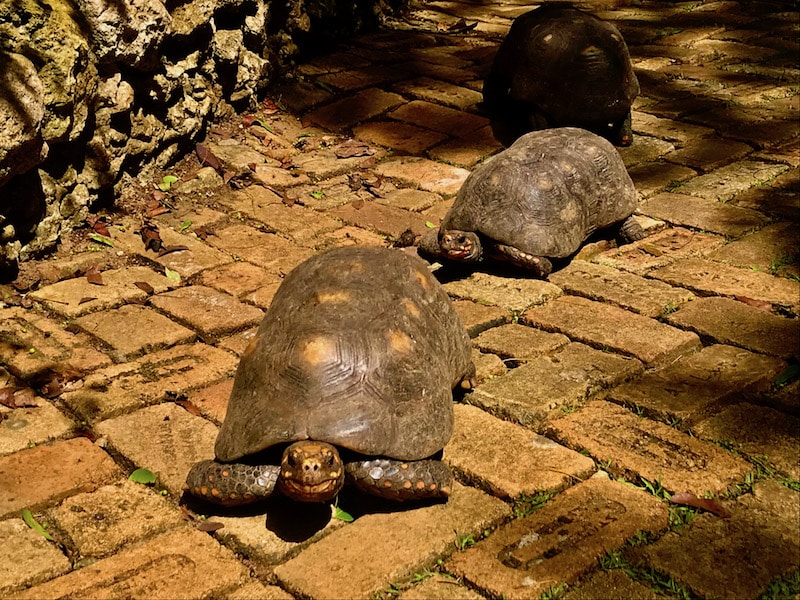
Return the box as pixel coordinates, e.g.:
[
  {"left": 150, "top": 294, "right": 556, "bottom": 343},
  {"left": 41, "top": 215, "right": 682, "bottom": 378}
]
[
  {"left": 483, "top": 4, "right": 639, "bottom": 147},
  {"left": 419, "top": 127, "right": 646, "bottom": 278},
  {"left": 186, "top": 247, "right": 474, "bottom": 506}
]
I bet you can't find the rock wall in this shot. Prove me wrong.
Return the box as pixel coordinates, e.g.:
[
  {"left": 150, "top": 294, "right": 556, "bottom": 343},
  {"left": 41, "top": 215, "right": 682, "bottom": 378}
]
[{"left": 0, "top": 0, "right": 405, "bottom": 277}]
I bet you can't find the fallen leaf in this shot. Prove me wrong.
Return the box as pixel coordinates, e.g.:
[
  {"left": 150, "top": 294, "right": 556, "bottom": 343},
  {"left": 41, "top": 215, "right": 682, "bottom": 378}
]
[
  {"left": 425, "top": 221, "right": 437, "bottom": 228},
  {"left": 32, "top": 366, "right": 83, "bottom": 398},
  {"left": 88, "top": 234, "right": 114, "bottom": 248},
  {"left": 176, "top": 399, "right": 203, "bottom": 417},
  {"left": 140, "top": 223, "right": 163, "bottom": 252},
  {"left": 87, "top": 216, "right": 111, "bottom": 237},
  {"left": 194, "top": 225, "right": 215, "bottom": 241},
  {"left": 334, "top": 139, "right": 374, "bottom": 159},
  {"left": 735, "top": 296, "right": 774, "bottom": 313},
  {"left": 282, "top": 193, "right": 296, "bottom": 207},
  {"left": 134, "top": 281, "right": 155, "bottom": 294},
  {"left": 0, "top": 386, "right": 37, "bottom": 408},
  {"left": 223, "top": 170, "right": 236, "bottom": 184},
  {"left": 78, "top": 297, "right": 96, "bottom": 305},
  {"left": 197, "top": 520, "right": 225, "bottom": 532},
  {"left": 196, "top": 143, "right": 224, "bottom": 174},
  {"left": 447, "top": 18, "right": 478, "bottom": 32},
  {"left": 164, "top": 268, "right": 181, "bottom": 284},
  {"left": 348, "top": 173, "right": 363, "bottom": 191},
  {"left": 158, "top": 245, "right": 189, "bottom": 257},
  {"left": 85, "top": 266, "right": 104, "bottom": 286},
  {"left": 260, "top": 99, "right": 279, "bottom": 115},
  {"left": 129, "top": 468, "right": 157, "bottom": 484},
  {"left": 670, "top": 492, "right": 731, "bottom": 518},
  {"left": 241, "top": 114, "right": 258, "bottom": 127},
  {"left": 22, "top": 509, "right": 53, "bottom": 541},
  {"left": 332, "top": 506, "right": 354, "bottom": 522}
]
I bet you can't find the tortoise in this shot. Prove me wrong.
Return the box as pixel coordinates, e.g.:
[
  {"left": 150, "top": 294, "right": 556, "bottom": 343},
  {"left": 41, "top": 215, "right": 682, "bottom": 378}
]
[
  {"left": 418, "top": 127, "right": 645, "bottom": 278},
  {"left": 482, "top": 5, "right": 639, "bottom": 147},
  {"left": 186, "top": 247, "right": 474, "bottom": 506}
]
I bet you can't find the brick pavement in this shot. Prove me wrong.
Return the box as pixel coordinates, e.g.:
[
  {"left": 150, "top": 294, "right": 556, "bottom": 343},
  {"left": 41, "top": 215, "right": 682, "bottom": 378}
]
[{"left": 1, "top": 1, "right": 798, "bottom": 598}]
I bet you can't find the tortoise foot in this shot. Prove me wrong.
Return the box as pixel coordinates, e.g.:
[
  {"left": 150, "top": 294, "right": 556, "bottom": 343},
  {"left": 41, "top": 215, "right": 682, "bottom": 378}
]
[
  {"left": 186, "top": 460, "right": 279, "bottom": 506},
  {"left": 345, "top": 458, "right": 453, "bottom": 501},
  {"left": 617, "top": 215, "right": 647, "bottom": 244},
  {"left": 492, "top": 244, "right": 552, "bottom": 277}
]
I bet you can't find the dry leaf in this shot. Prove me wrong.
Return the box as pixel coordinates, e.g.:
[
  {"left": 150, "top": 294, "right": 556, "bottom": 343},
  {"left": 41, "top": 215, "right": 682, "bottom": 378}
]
[
  {"left": 0, "top": 386, "right": 37, "bottom": 408},
  {"left": 197, "top": 520, "right": 225, "bottom": 532},
  {"left": 735, "top": 296, "right": 774, "bottom": 313},
  {"left": 78, "top": 297, "right": 96, "bottom": 305},
  {"left": 134, "top": 281, "right": 155, "bottom": 294},
  {"left": 196, "top": 143, "right": 223, "bottom": 173},
  {"left": 670, "top": 492, "right": 731, "bottom": 518},
  {"left": 334, "top": 139, "right": 374, "bottom": 159},
  {"left": 140, "top": 223, "right": 163, "bottom": 252},
  {"left": 158, "top": 245, "right": 189, "bottom": 257},
  {"left": 176, "top": 399, "right": 203, "bottom": 417},
  {"left": 87, "top": 216, "right": 111, "bottom": 237},
  {"left": 146, "top": 206, "right": 171, "bottom": 218},
  {"left": 85, "top": 266, "right": 104, "bottom": 286}
]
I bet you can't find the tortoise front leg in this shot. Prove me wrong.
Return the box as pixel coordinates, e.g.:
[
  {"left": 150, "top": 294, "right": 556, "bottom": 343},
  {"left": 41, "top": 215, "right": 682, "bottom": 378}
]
[
  {"left": 616, "top": 112, "right": 634, "bottom": 147},
  {"left": 491, "top": 244, "right": 553, "bottom": 277},
  {"left": 616, "top": 215, "right": 646, "bottom": 244},
  {"left": 186, "top": 460, "right": 280, "bottom": 506},
  {"left": 345, "top": 458, "right": 453, "bottom": 501}
]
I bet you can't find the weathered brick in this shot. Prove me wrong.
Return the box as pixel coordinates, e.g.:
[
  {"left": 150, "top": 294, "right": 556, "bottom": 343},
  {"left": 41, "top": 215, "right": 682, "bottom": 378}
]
[
  {"left": 473, "top": 323, "right": 569, "bottom": 362},
  {"left": 196, "top": 262, "right": 280, "bottom": 298},
  {"left": 638, "top": 192, "right": 769, "bottom": 237},
  {"left": 626, "top": 161, "right": 697, "bottom": 198},
  {"left": 223, "top": 580, "right": 294, "bottom": 600},
  {"left": 470, "top": 348, "right": 507, "bottom": 384},
  {"left": 290, "top": 146, "right": 384, "bottom": 180},
  {"left": 650, "top": 257, "right": 800, "bottom": 314},
  {"left": 0, "top": 438, "right": 120, "bottom": 519},
  {"left": 468, "top": 343, "right": 643, "bottom": 429},
  {"left": 664, "top": 138, "right": 753, "bottom": 172},
  {"left": 392, "top": 77, "right": 482, "bottom": 110},
  {"left": 548, "top": 260, "right": 694, "bottom": 318},
  {"left": 28, "top": 266, "right": 174, "bottom": 318},
  {"left": 706, "top": 221, "right": 798, "bottom": 277},
  {"left": 12, "top": 527, "right": 249, "bottom": 599},
  {"left": 618, "top": 136, "right": 675, "bottom": 169},
  {"left": 547, "top": 400, "right": 752, "bottom": 494},
  {"left": 446, "top": 478, "right": 668, "bottom": 599},
  {"left": 593, "top": 227, "right": 726, "bottom": 275},
  {"left": 316, "top": 65, "right": 409, "bottom": 92},
  {"left": 675, "top": 160, "right": 789, "bottom": 201},
  {"left": 666, "top": 296, "right": 800, "bottom": 359},
  {"left": 48, "top": 480, "right": 184, "bottom": 558},
  {"left": 398, "top": 574, "right": 484, "bottom": 600},
  {"left": 376, "top": 188, "right": 440, "bottom": 212},
  {"left": 374, "top": 156, "right": 470, "bottom": 196},
  {"left": 327, "top": 199, "right": 430, "bottom": 238},
  {"left": 207, "top": 224, "right": 314, "bottom": 276},
  {"left": 0, "top": 401, "right": 75, "bottom": 457},
  {"left": 306, "top": 88, "right": 406, "bottom": 130},
  {"left": 95, "top": 402, "right": 218, "bottom": 496},
  {"left": 562, "top": 569, "right": 659, "bottom": 600},
  {"left": 273, "top": 485, "right": 509, "bottom": 599},
  {"left": 149, "top": 286, "right": 264, "bottom": 338},
  {"left": 389, "top": 101, "right": 489, "bottom": 137},
  {"left": 632, "top": 110, "right": 715, "bottom": 143},
  {"left": 0, "top": 308, "right": 112, "bottom": 379},
  {"left": 631, "top": 481, "right": 799, "bottom": 599},
  {"left": 427, "top": 125, "right": 502, "bottom": 168},
  {"left": 0, "top": 518, "right": 71, "bottom": 596},
  {"left": 608, "top": 344, "right": 786, "bottom": 424},
  {"left": 729, "top": 166, "right": 799, "bottom": 220},
  {"left": 445, "top": 404, "right": 596, "bottom": 499},
  {"left": 451, "top": 299, "right": 509, "bottom": 338},
  {"left": 353, "top": 121, "right": 448, "bottom": 155},
  {"left": 523, "top": 296, "right": 701, "bottom": 367},
  {"left": 74, "top": 305, "right": 195, "bottom": 360},
  {"left": 693, "top": 403, "right": 800, "bottom": 479},
  {"left": 62, "top": 343, "right": 237, "bottom": 422},
  {"left": 443, "top": 272, "right": 562, "bottom": 312}
]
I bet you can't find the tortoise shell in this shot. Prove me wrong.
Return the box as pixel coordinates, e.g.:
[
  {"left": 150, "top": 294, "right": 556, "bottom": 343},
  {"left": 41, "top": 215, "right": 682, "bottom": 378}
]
[
  {"left": 483, "top": 5, "right": 639, "bottom": 145},
  {"left": 439, "top": 127, "right": 638, "bottom": 259},
  {"left": 214, "top": 247, "right": 472, "bottom": 463}
]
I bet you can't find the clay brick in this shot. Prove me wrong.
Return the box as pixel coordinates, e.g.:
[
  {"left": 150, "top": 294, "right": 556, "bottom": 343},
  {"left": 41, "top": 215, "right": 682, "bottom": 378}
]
[
  {"left": 290, "top": 147, "right": 383, "bottom": 180},
  {"left": 443, "top": 272, "right": 562, "bottom": 312},
  {"left": 389, "top": 100, "right": 489, "bottom": 137},
  {"left": 427, "top": 126, "right": 502, "bottom": 168},
  {"left": 664, "top": 138, "right": 753, "bottom": 172},
  {"left": 95, "top": 402, "right": 219, "bottom": 496},
  {"left": 376, "top": 188, "right": 440, "bottom": 212},
  {"left": 353, "top": 121, "right": 447, "bottom": 155},
  {"left": 547, "top": 400, "right": 752, "bottom": 494},
  {"left": 445, "top": 404, "right": 596, "bottom": 499},
  {"left": 676, "top": 160, "right": 789, "bottom": 201},
  {"left": 273, "top": 485, "right": 509, "bottom": 599},
  {"left": 693, "top": 403, "right": 800, "bottom": 479},
  {"left": 0, "top": 308, "right": 112, "bottom": 379},
  {"left": 650, "top": 257, "right": 800, "bottom": 314},
  {"left": 626, "top": 161, "right": 698, "bottom": 198},
  {"left": 446, "top": 478, "right": 668, "bottom": 599},
  {"left": 62, "top": 343, "right": 237, "bottom": 422},
  {"left": 0, "top": 438, "right": 121, "bottom": 518},
  {"left": 468, "top": 343, "right": 643, "bottom": 429},
  {"left": 632, "top": 110, "right": 715, "bottom": 143},
  {"left": 608, "top": 344, "right": 786, "bottom": 424},
  {"left": 451, "top": 299, "right": 510, "bottom": 338},
  {"left": 593, "top": 227, "right": 725, "bottom": 276},
  {"left": 49, "top": 480, "right": 185, "bottom": 558},
  {"left": 562, "top": 569, "right": 659, "bottom": 600},
  {"left": 13, "top": 527, "right": 249, "bottom": 599},
  {"left": 473, "top": 323, "right": 569, "bottom": 362},
  {"left": 524, "top": 296, "right": 701, "bottom": 367},
  {"left": 316, "top": 64, "right": 409, "bottom": 92},
  {"left": 392, "top": 77, "right": 482, "bottom": 110},
  {"left": 196, "top": 262, "right": 280, "bottom": 298},
  {"left": 398, "top": 574, "right": 483, "bottom": 600},
  {"left": 706, "top": 221, "right": 799, "bottom": 277},
  {"left": 0, "top": 518, "right": 71, "bottom": 596},
  {"left": 207, "top": 225, "right": 314, "bottom": 276},
  {"left": 223, "top": 580, "right": 294, "bottom": 600},
  {"left": 632, "top": 481, "right": 799, "bottom": 599},
  {"left": 306, "top": 88, "right": 406, "bottom": 130},
  {"left": 548, "top": 260, "right": 694, "bottom": 318},
  {"left": 374, "top": 156, "right": 470, "bottom": 196},
  {"left": 471, "top": 349, "right": 507, "bottom": 384},
  {"left": 149, "top": 286, "right": 264, "bottom": 338},
  {"left": 639, "top": 192, "right": 769, "bottom": 237},
  {"left": 0, "top": 401, "right": 76, "bottom": 457},
  {"left": 328, "top": 199, "right": 430, "bottom": 238},
  {"left": 74, "top": 304, "right": 195, "bottom": 360},
  {"left": 28, "top": 266, "right": 174, "bottom": 318},
  {"left": 666, "top": 296, "right": 800, "bottom": 359},
  {"left": 618, "top": 136, "right": 675, "bottom": 169}
]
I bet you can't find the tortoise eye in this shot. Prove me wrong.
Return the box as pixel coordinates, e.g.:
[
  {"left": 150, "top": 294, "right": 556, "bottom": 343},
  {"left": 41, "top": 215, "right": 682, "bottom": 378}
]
[
  {"left": 286, "top": 453, "right": 298, "bottom": 468},
  {"left": 324, "top": 453, "right": 335, "bottom": 467}
]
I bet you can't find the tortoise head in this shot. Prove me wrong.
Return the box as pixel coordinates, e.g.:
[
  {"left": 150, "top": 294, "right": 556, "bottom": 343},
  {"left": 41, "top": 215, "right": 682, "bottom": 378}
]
[
  {"left": 439, "top": 230, "right": 482, "bottom": 263},
  {"left": 277, "top": 441, "right": 345, "bottom": 502}
]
